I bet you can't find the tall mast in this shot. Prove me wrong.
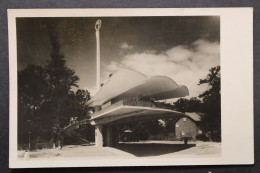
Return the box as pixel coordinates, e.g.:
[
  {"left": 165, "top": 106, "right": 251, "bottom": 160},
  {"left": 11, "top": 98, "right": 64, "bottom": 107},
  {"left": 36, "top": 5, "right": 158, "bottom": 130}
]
[{"left": 95, "top": 19, "right": 102, "bottom": 91}]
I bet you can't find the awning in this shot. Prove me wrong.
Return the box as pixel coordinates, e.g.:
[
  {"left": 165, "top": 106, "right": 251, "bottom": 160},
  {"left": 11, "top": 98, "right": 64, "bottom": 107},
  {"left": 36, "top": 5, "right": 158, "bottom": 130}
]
[{"left": 87, "top": 68, "right": 189, "bottom": 107}]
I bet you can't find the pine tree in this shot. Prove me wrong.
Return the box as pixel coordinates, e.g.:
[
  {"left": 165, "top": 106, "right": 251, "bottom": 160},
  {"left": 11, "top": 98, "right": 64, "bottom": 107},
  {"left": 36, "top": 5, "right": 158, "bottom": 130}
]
[{"left": 46, "top": 32, "right": 80, "bottom": 128}]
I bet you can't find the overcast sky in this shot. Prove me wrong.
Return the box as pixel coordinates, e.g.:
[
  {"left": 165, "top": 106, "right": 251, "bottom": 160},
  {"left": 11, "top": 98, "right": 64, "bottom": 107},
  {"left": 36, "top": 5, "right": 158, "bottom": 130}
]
[{"left": 17, "top": 16, "right": 220, "bottom": 98}]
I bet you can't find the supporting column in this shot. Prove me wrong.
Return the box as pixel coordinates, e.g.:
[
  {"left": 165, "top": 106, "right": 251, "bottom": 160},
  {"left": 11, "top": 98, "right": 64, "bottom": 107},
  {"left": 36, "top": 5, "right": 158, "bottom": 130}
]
[
  {"left": 95, "top": 125, "right": 103, "bottom": 147},
  {"left": 112, "top": 126, "right": 120, "bottom": 146},
  {"left": 105, "top": 125, "right": 113, "bottom": 147}
]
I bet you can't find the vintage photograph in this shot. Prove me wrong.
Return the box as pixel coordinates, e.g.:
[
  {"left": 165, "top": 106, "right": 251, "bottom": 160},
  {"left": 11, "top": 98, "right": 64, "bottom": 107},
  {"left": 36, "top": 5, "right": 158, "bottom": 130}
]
[
  {"left": 8, "top": 8, "right": 254, "bottom": 168},
  {"left": 16, "top": 16, "right": 221, "bottom": 159}
]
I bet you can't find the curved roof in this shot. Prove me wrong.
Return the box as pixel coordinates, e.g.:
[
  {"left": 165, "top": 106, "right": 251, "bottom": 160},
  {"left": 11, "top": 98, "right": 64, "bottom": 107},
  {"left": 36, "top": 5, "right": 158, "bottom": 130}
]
[
  {"left": 87, "top": 68, "right": 189, "bottom": 107},
  {"left": 185, "top": 112, "right": 203, "bottom": 121}
]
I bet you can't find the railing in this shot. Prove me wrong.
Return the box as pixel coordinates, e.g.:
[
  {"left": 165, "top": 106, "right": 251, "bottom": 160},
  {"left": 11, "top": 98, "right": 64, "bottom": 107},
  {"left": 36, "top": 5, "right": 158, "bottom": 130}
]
[
  {"left": 123, "top": 99, "right": 154, "bottom": 107},
  {"left": 63, "top": 99, "right": 176, "bottom": 129},
  {"left": 63, "top": 119, "right": 89, "bottom": 131},
  {"left": 122, "top": 99, "right": 174, "bottom": 110}
]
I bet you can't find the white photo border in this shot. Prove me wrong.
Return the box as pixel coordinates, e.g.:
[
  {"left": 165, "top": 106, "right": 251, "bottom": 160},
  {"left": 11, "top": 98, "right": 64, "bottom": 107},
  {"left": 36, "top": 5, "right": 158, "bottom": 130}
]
[{"left": 8, "top": 8, "right": 254, "bottom": 168}]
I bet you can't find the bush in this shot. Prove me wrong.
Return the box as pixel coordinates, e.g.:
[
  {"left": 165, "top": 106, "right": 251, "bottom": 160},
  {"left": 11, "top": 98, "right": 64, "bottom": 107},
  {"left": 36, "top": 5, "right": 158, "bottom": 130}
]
[
  {"left": 196, "top": 134, "right": 209, "bottom": 141},
  {"left": 148, "top": 134, "right": 165, "bottom": 140}
]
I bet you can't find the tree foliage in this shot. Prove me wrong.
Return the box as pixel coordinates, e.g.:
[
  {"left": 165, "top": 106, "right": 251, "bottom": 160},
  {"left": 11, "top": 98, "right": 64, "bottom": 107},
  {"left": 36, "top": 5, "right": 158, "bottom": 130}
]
[
  {"left": 173, "top": 97, "right": 202, "bottom": 113},
  {"left": 18, "top": 33, "right": 90, "bottom": 146},
  {"left": 198, "top": 66, "right": 221, "bottom": 142}
]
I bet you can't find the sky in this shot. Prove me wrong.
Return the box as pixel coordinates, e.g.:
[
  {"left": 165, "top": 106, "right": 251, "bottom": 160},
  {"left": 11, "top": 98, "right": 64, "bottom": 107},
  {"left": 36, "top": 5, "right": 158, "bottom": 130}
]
[{"left": 17, "top": 16, "right": 220, "bottom": 99}]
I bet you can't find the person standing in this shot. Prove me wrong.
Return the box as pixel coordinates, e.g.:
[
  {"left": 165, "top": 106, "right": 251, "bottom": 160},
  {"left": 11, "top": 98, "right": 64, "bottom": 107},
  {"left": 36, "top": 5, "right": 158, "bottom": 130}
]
[{"left": 59, "top": 131, "right": 64, "bottom": 149}]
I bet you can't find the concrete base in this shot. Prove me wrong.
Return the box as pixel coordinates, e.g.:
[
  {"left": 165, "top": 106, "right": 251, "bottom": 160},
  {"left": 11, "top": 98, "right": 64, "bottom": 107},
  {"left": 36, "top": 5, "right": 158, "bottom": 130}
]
[
  {"left": 105, "top": 125, "right": 113, "bottom": 147},
  {"left": 95, "top": 125, "right": 103, "bottom": 147},
  {"left": 95, "top": 125, "right": 120, "bottom": 147}
]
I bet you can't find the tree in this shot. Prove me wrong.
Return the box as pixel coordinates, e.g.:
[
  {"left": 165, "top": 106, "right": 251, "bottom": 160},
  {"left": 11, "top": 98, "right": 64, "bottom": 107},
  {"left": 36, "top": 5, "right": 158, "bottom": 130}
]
[
  {"left": 18, "top": 65, "right": 48, "bottom": 110},
  {"left": 17, "top": 32, "right": 91, "bottom": 147},
  {"left": 198, "top": 66, "right": 221, "bottom": 142},
  {"left": 173, "top": 98, "right": 189, "bottom": 113},
  {"left": 45, "top": 32, "right": 80, "bottom": 128},
  {"left": 188, "top": 97, "right": 202, "bottom": 111},
  {"left": 75, "top": 89, "right": 91, "bottom": 120},
  {"left": 18, "top": 65, "right": 49, "bottom": 144},
  {"left": 173, "top": 97, "right": 202, "bottom": 113}
]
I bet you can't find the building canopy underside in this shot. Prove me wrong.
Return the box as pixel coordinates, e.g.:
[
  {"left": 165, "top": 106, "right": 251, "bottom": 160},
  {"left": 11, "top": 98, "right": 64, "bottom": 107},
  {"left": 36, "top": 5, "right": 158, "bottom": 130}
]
[{"left": 90, "top": 100, "right": 186, "bottom": 125}]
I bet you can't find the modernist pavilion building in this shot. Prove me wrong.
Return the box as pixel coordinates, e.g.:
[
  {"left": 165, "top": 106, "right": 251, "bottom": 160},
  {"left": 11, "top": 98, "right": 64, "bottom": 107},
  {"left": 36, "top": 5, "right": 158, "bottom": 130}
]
[
  {"left": 64, "top": 20, "right": 190, "bottom": 147},
  {"left": 81, "top": 68, "right": 189, "bottom": 147}
]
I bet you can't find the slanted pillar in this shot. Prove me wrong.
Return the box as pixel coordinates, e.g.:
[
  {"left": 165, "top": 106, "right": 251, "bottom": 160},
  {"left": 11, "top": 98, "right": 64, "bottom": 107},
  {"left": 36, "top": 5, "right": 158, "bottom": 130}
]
[{"left": 95, "top": 125, "right": 103, "bottom": 147}]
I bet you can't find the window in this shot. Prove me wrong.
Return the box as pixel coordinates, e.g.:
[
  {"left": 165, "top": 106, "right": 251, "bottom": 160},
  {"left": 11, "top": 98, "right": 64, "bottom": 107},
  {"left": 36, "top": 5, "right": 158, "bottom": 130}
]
[
  {"left": 182, "top": 131, "right": 186, "bottom": 136},
  {"left": 183, "top": 118, "right": 186, "bottom": 121},
  {"left": 176, "top": 123, "right": 179, "bottom": 127}
]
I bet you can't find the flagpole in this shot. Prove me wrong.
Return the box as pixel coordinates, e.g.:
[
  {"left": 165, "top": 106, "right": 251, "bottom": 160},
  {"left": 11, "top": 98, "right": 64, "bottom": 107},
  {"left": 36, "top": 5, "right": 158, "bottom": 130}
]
[{"left": 95, "top": 19, "right": 102, "bottom": 91}]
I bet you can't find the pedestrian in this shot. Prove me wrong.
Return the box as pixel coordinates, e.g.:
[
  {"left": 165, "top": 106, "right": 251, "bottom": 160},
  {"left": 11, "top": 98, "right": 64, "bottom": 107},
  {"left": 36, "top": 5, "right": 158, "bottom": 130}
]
[
  {"left": 60, "top": 133, "right": 64, "bottom": 149},
  {"left": 184, "top": 137, "right": 188, "bottom": 145}
]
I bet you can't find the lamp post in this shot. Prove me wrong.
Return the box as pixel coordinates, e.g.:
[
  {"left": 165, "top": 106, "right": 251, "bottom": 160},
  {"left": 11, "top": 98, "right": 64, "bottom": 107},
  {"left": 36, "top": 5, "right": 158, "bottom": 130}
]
[
  {"left": 28, "top": 132, "right": 31, "bottom": 151},
  {"left": 95, "top": 19, "right": 102, "bottom": 91},
  {"left": 26, "top": 119, "right": 32, "bottom": 151}
]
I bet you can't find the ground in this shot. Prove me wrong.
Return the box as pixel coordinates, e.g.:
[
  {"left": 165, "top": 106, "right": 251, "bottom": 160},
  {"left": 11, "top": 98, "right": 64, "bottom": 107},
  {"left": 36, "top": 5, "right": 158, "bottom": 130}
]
[{"left": 18, "top": 141, "right": 221, "bottom": 159}]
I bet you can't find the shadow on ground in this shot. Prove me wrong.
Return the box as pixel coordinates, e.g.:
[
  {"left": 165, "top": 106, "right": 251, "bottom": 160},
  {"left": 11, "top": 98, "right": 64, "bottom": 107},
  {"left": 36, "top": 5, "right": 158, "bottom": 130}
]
[{"left": 114, "top": 143, "right": 196, "bottom": 157}]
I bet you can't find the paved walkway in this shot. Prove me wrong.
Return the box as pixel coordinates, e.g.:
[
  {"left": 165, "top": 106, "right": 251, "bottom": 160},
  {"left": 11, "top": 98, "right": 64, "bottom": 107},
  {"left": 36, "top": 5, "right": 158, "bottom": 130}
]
[{"left": 18, "top": 141, "right": 221, "bottom": 159}]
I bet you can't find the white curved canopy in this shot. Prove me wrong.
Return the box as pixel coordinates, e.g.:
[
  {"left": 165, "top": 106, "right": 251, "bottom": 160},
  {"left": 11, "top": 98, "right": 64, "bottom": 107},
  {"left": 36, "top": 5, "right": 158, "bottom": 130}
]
[{"left": 87, "top": 68, "right": 189, "bottom": 107}]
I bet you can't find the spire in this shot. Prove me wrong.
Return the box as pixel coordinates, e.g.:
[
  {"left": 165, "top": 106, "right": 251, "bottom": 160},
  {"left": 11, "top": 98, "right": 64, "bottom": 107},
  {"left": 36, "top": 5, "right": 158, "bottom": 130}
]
[{"left": 95, "top": 19, "right": 102, "bottom": 91}]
